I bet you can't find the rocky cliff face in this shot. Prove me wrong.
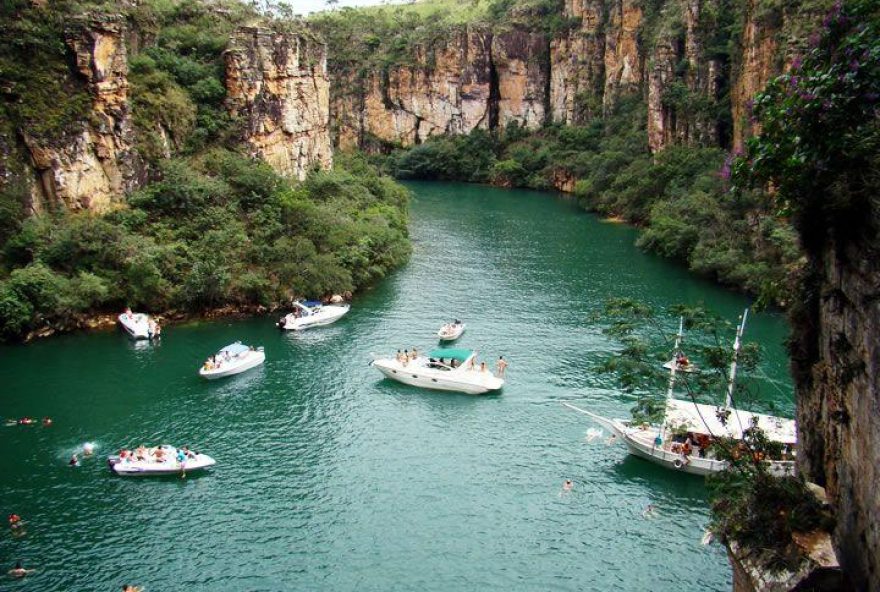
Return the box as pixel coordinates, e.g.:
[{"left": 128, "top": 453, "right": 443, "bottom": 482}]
[
  {"left": 225, "top": 27, "right": 333, "bottom": 180},
  {"left": 0, "top": 14, "right": 335, "bottom": 215},
  {"left": 793, "top": 232, "right": 880, "bottom": 591},
  {"left": 333, "top": 0, "right": 832, "bottom": 156},
  {"left": 333, "top": 26, "right": 549, "bottom": 149},
  {"left": 24, "top": 14, "right": 140, "bottom": 213}
]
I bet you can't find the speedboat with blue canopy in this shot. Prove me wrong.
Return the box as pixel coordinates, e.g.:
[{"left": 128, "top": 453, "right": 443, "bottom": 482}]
[
  {"left": 371, "top": 347, "right": 504, "bottom": 395},
  {"left": 199, "top": 341, "right": 265, "bottom": 379},
  {"left": 278, "top": 299, "right": 350, "bottom": 331}
]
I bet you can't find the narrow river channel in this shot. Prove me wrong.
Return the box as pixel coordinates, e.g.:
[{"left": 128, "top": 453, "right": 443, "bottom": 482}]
[{"left": 0, "top": 181, "right": 793, "bottom": 591}]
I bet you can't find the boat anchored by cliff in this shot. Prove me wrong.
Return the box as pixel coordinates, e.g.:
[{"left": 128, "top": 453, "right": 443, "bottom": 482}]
[
  {"left": 199, "top": 342, "right": 265, "bottom": 379},
  {"left": 371, "top": 348, "right": 504, "bottom": 395},
  {"left": 564, "top": 312, "right": 796, "bottom": 476},
  {"left": 118, "top": 308, "right": 159, "bottom": 340},
  {"left": 108, "top": 445, "right": 215, "bottom": 477},
  {"left": 278, "top": 300, "right": 350, "bottom": 331},
  {"left": 437, "top": 320, "right": 465, "bottom": 341}
]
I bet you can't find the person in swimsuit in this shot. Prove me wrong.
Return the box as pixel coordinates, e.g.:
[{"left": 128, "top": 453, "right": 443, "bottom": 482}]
[{"left": 9, "top": 561, "right": 35, "bottom": 578}]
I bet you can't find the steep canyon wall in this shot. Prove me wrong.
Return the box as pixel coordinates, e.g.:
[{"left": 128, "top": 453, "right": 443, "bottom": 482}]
[
  {"left": 0, "top": 14, "right": 333, "bottom": 212},
  {"left": 332, "top": 0, "right": 827, "bottom": 156}
]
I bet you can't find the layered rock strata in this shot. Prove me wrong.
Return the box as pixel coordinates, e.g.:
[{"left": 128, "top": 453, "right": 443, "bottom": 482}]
[
  {"left": 225, "top": 27, "right": 333, "bottom": 180},
  {"left": 25, "top": 14, "right": 140, "bottom": 213}
]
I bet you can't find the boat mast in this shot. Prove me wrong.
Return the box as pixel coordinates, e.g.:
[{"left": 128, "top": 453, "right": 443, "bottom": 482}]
[
  {"left": 725, "top": 308, "right": 748, "bottom": 408},
  {"left": 660, "top": 317, "right": 684, "bottom": 440}
]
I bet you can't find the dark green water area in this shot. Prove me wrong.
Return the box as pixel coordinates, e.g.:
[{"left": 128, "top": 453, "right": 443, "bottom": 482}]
[{"left": 0, "top": 182, "right": 793, "bottom": 591}]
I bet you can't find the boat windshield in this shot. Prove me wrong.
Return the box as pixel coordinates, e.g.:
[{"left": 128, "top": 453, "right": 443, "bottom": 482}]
[
  {"left": 427, "top": 348, "right": 473, "bottom": 363},
  {"left": 219, "top": 343, "right": 250, "bottom": 356}
]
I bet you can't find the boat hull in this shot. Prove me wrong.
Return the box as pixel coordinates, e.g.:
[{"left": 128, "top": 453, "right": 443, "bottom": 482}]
[
  {"left": 437, "top": 324, "right": 465, "bottom": 341},
  {"left": 199, "top": 351, "right": 265, "bottom": 379},
  {"left": 280, "top": 305, "right": 350, "bottom": 330},
  {"left": 118, "top": 314, "right": 150, "bottom": 340},
  {"left": 372, "top": 359, "right": 502, "bottom": 395},
  {"left": 108, "top": 450, "right": 216, "bottom": 477},
  {"left": 562, "top": 403, "right": 796, "bottom": 477}
]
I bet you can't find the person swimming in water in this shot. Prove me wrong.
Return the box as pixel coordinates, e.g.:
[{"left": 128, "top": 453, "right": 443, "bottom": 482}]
[
  {"left": 8, "top": 561, "right": 35, "bottom": 578},
  {"left": 642, "top": 504, "right": 657, "bottom": 518},
  {"left": 563, "top": 479, "right": 573, "bottom": 491},
  {"left": 69, "top": 454, "right": 79, "bottom": 467}
]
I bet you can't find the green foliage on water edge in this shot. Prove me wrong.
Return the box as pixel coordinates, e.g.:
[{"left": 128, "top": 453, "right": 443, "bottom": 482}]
[
  {"left": 0, "top": 153, "right": 410, "bottom": 341},
  {"left": 708, "top": 468, "right": 834, "bottom": 572},
  {"left": 381, "top": 98, "right": 801, "bottom": 305}
]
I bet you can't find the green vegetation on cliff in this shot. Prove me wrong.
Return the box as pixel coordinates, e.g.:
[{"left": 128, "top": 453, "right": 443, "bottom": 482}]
[{"left": 0, "top": 0, "right": 412, "bottom": 341}]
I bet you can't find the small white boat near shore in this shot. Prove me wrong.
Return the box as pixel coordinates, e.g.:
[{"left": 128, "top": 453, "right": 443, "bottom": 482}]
[
  {"left": 437, "top": 320, "right": 465, "bottom": 341},
  {"left": 199, "top": 342, "right": 265, "bottom": 379},
  {"left": 118, "top": 309, "right": 153, "bottom": 340},
  {"left": 371, "top": 348, "right": 504, "bottom": 395},
  {"left": 277, "top": 300, "right": 350, "bottom": 331},
  {"left": 108, "top": 445, "right": 215, "bottom": 476}
]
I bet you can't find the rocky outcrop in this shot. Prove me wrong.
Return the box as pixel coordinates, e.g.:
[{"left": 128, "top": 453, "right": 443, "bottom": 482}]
[
  {"left": 23, "top": 14, "right": 140, "bottom": 213},
  {"left": 332, "top": 26, "right": 551, "bottom": 148},
  {"left": 793, "top": 232, "right": 880, "bottom": 591},
  {"left": 225, "top": 27, "right": 333, "bottom": 180},
  {"left": 549, "top": 0, "right": 605, "bottom": 124},
  {"left": 602, "top": 0, "right": 642, "bottom": 112},
  {"left": 728, "top": 533, "right": 845, "bottom": 592},
  {"left": 646, "top": 0, "right": 723, "bottom": 152}
]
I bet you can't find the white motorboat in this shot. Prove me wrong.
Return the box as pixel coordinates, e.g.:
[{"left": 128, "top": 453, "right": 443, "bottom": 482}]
[
  {"left": 437, "top": 320, "right": 465, "bottom": 341},
  {"left": 199, "top": 342, "right": 265, "bottom": 379},
  {"left": 118, "top": 309, "right": 152, "bottom": 340},
  {"left": 108, "top": 445, "right": 215, "bottom": 476},
  {"left": 277, "top": 300, "right": 350, "bottom": 331},
  {"left": 564, "top": 312, "right": 797, "bottom": 477},
  {"left": 371, "top": 348, "right": 504, "bottom": 395}
]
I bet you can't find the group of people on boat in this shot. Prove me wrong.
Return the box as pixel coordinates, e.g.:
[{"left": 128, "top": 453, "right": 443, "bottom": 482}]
[
  {"left": 395, "top": 348, "right": 420, "bottom": 365},
  {"left": 116, "top": 445, "right": 196, "bottom": 464},
  {"left": 5, "top": 416, "right": 52, "bottom": 427}
]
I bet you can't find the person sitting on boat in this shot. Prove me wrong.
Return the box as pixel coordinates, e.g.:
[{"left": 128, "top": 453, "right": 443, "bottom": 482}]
[
  {"left": 153, "top": 447, "right": 166, "bottom": 462},
  {"left": 680, "top": 436, "right": 693, "bottom": 465},
  {"left": 675, "top": 352, "right": 690, "bottom": 368},
  {"left": 125, "top": 307, "right": 133, "bottom": 319},
  {"left": 135, "top": 445, "right": 147, "bottom": 461},
  {"left": 410, "top": 347, "right": 418, "bottom": 360},
  {"left": 182, "top": 446, "right": 196, "bottom": 459},
  {"left": 479, "top": 361, "right": 487, "bottom": 373},
  {"left": 450, "top": 358, "right": 459, "bottom": 368},
  {"left": 402, "top": 350, "right": 409, "bottom": 366}
]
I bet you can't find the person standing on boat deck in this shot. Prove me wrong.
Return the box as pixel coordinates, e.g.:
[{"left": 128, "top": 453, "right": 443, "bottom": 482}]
[
  {"left": 402, "top": 350, "right": 409, "bottom": 366},
  {"left": 411, "top": 347, "right": 418, "bottom": 360},
  {"left": 495, "top": 356, "right": 508, "bottom": 377},
  {"left": 479, "top": 361, "right": 487, "bottom": 373}
]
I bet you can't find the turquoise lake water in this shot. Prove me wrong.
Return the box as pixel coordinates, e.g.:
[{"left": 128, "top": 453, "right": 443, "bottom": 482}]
[{"left": 0, "top": 181, "right": 794, "bottom": 591}]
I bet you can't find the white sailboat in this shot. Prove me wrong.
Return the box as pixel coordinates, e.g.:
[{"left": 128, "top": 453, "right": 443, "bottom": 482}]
[{"left": 564, "top": 311, "right": 797, "bottom": 476}]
